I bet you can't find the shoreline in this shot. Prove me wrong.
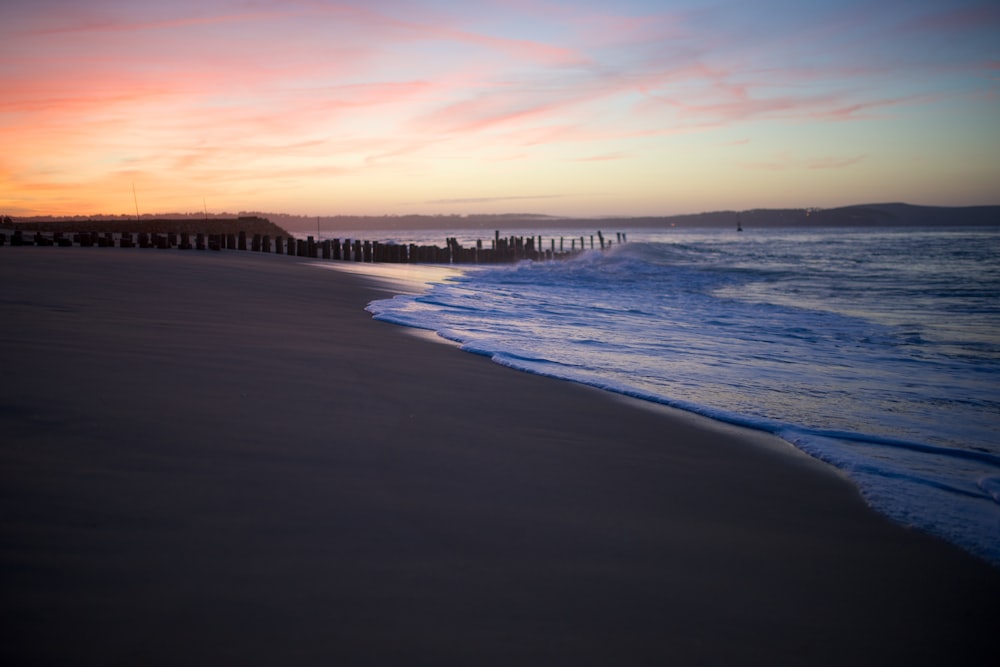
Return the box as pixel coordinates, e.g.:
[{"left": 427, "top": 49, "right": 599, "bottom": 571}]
[
  {"left": 2, "top": 248, "right": 998, "bottom": 665},
  {"left": 324, "top": 259, "right": 841, "bottom": 472},
  {"left": 354, "top": 235, "right": 1000, "bottom": 567}
]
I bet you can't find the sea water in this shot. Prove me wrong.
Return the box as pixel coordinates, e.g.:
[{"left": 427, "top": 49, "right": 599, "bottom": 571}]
[{"left": 357, "top": 226, "right": 1000, "bottom": 564}]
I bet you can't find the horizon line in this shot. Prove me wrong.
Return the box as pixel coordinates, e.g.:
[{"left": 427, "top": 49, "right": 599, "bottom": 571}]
[{"left": 6, "top": 201, "right": 1000, "bottom": 222}]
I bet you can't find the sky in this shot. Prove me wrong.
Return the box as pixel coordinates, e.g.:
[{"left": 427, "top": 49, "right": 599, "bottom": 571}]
[{"left": 2, "top": 0, "right": 998, "bottom": 218}]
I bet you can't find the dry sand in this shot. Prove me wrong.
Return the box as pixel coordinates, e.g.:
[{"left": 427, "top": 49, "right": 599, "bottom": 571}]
[{"left": 1, "top": 248, "right": 998, "bottom": 666}]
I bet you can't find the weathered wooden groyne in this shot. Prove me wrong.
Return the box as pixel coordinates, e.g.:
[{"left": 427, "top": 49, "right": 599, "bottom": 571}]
[{"left": 0, "top": 227, "right": 627, "bottom": 264}]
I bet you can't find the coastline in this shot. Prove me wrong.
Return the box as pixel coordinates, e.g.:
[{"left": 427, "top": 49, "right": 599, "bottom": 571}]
[{"left": 2, "top": 248, "right": 998, "bottom": 665}]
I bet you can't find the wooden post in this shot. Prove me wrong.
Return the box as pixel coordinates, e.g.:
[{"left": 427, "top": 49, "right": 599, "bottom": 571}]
[
  {"left": 275, "top": 236, "right": 284, "bottom": 254},
  {"left": 238, "top": 231, "right": 247, "bottom": 250}
]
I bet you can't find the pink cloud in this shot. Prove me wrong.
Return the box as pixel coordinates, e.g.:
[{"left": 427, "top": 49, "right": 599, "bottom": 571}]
[
  {"left": 637, "top": 85, "right": 833, "bottom": 127},
  {"left": 25, "top": 8, "right": 296, "bottom": 36},
  {"left": 808, "top": 96, "right": 921, "bottom": 122},
  {"left": 406, "top": 63, "right": 678, "bottom": 143},
  {"left": 298, "top": 3, "right": 590, "bottom": 68},
  {"left": 631, "top": 55, "right": 931, "bottom": 131},
  {"left": 444, "top": 29, "right": 588, "bottom": 67},
  {"left": 411, "top": 92, "right": 568, "bottom": 135}
]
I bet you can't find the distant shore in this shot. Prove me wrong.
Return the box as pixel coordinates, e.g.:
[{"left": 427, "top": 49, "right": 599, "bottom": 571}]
[
  {"left": 2, "top": 248, "right": 998, "bottom": 665},
  {"left": 0, "top": 215, "right": 290, "bottom": 237},
  {"left": 6, "top": 202, "right": 997, "bottom": 235}
]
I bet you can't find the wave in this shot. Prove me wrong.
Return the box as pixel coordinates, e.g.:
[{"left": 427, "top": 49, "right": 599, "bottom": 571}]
[{"left": 365, "top": 228, "right": 1000, "bottom": 565}]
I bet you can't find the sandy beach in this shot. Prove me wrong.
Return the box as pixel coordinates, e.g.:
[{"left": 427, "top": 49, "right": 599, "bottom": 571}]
[{"left": 2, "top": 248, "right": 998, "bottom": 666}]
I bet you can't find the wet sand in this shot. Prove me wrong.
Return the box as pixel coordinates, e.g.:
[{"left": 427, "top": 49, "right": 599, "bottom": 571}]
[{"left": 1, "top": 248, "right": 998, "bottom": 665}]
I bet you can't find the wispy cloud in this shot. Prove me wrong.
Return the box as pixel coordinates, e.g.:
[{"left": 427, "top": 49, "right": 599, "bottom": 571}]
[
  {"left": 425, "top": 195, "right": 565, "bottom": 205},
  {"left": 740, "top": 153, "right": 867, "bottom": 172},
  {"left": 25, "top": 9, "right": 295, "bottom": 36}
]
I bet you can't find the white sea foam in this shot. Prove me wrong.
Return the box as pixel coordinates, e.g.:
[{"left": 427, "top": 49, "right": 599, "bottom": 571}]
[{"left": 364, "top": 227, "right": 1000, "bottom": 564}]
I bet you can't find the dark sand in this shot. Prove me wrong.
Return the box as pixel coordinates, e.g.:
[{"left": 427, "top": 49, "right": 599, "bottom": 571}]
[{"left": 2, "top": 248, "right": 998, "bottom": 666}]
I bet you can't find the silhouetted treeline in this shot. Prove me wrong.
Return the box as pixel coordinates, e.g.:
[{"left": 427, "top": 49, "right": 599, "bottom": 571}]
[{"left": 3, "top": 216, "right": 289, "bottom": 237}]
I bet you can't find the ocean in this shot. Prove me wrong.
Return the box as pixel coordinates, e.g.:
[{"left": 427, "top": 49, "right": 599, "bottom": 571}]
[{"left": 329, "top": 226, "right": 1000, "bottom": 565}]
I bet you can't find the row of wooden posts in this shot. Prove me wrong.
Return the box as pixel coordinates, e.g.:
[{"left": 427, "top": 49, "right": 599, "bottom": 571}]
[{"left": 0, "top": 228, "right": 627, "bottom": 264}]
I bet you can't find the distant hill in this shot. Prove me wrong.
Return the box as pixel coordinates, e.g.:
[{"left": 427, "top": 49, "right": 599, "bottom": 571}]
[
  {"left": 269, "top": 203, "right": 999, "bottom": 232},
  {"left": 3, "top": 215, "right": 290, "bottom": 237},
  {"left": 6, "top": 204, "right": 996, "bottom": 233},
  {"left": 741, "top": 203, "right": 1000, "bottom": 228}
]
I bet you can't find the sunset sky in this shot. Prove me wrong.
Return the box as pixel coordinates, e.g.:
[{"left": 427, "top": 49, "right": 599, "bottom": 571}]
[{"left": 2, "top": 0, "right": 998, "bottom": 218}]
